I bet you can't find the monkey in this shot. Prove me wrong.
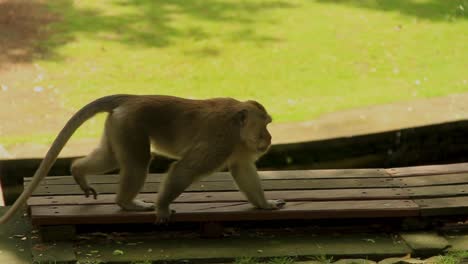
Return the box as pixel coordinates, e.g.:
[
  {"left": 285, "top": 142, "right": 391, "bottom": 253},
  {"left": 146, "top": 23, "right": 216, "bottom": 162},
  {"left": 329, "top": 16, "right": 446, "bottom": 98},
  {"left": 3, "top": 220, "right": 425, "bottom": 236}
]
[{"left": 0, "top": 94, "right": 285, "bottom": 224}]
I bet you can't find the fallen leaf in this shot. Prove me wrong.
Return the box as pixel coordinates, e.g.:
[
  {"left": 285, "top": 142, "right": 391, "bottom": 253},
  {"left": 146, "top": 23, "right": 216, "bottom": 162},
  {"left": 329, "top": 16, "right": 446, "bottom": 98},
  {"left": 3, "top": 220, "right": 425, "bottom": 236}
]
[{"left": 112, "top": 249, "right": 124, "bottom": 256}]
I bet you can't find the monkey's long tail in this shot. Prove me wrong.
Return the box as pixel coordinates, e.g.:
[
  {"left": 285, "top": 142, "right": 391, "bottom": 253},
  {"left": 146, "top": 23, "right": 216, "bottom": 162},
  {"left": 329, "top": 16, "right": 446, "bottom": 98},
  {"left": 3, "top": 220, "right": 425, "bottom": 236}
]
[{"left": 0, "top": 94, "right": 131, "bottom": 224}]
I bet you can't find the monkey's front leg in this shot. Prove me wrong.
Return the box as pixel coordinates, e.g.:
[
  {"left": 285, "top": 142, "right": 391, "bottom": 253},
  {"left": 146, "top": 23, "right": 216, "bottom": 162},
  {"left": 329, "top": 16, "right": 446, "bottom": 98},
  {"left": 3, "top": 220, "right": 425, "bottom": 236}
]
[
  {"left": 156, "top": 145, "right": 233, "bottom": 223},
  {"left": 229, "top": 162, "right": 286, "bottom": 210},
  {"left": 156, "top": 163, "right": 198, "bottom": 223}
]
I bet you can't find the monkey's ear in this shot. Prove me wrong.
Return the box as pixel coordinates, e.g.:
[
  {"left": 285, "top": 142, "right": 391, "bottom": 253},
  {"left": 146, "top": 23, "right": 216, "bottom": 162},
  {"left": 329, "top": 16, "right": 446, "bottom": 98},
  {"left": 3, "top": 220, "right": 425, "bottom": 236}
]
[{"left": 235, "top": 109, "right": 248, "bottom": 126}]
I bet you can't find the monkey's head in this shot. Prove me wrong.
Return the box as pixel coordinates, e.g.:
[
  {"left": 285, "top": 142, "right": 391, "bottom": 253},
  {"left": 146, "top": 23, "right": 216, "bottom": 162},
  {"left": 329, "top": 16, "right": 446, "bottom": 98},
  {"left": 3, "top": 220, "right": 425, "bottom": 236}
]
[{"left": 237, "top": 100, "right": 273, "bottom": 154}]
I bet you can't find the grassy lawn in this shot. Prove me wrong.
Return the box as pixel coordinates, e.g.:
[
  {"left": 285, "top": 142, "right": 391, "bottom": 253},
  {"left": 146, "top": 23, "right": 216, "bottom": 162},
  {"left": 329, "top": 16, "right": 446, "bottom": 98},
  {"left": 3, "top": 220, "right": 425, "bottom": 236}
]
[{"left": 3, "top": 0, "right": 468, "bottom": 143}]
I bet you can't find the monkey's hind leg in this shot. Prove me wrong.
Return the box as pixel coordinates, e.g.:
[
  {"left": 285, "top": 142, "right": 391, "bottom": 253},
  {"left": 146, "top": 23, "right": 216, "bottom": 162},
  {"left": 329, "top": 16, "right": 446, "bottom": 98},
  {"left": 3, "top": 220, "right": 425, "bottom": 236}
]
[
  {"left": 71, "top": 135, "right": 118, "bottom": 199},
  {"left": 112, "top": 131, "right": 155, "bottom": 211}
]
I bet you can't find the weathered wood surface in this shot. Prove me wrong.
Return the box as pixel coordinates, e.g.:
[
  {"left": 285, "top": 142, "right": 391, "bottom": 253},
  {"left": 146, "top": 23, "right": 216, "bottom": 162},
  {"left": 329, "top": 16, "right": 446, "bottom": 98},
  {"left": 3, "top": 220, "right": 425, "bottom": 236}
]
[
  {"left": 31, "top": 178, "right": 401, "bottom": 196},
  {"left": 25, "top": 169, "right": 390, "bottom": 185},
  {"left": 26, "top": 163, "right": 468, "bottom": 226},
  {"left": 30, "top": 200, "right": 419, "bottom": 225},
  {"left": 27, "top": 188, "right": 408, "bottom": 206},
  {"left": 387, "top": 163, "right": 468, "bottom": 177}
]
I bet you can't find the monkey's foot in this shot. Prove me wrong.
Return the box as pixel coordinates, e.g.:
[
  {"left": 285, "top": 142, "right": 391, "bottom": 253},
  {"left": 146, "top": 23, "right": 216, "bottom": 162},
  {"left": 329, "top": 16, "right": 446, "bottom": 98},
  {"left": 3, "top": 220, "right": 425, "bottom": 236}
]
[
  {"left": 156, "top": 208, "right": 176, "bottom": 224},
  {"left": 83, "top": 187, "right": 98, "bottom": 199},
  {"left": 118, "top": 200, "right": 156, "bottom": 211},
  {"left": 263, "top": 199, "right": 286, "bottom": 210}
]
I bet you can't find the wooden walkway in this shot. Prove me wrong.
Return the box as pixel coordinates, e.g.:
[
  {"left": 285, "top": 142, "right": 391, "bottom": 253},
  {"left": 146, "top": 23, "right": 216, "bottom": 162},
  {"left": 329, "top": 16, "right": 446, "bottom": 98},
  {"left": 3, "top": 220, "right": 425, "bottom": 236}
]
[{"left": 26, "top": 163, "right": 468, "bottom": 227}]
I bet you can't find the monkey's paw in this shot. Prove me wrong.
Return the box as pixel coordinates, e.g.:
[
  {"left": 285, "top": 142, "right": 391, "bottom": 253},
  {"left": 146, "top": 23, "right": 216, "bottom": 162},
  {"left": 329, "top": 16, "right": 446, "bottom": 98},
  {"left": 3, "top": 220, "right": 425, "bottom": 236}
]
[
  {"left": 83, "top": 187, "right": 98, "bottom": 200},
  {"left": 264, "top": 199, "right": 286, "bottom": 210},
  {"left": 156, "top": 208, "right": 176, "bottom": 224},
  {"left": 118, "top": 200, "right": 156, "bottom": 211}
]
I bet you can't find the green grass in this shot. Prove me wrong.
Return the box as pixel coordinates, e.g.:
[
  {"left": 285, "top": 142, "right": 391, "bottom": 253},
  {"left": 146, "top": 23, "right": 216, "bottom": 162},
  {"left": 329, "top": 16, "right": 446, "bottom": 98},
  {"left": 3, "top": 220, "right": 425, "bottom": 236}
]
[
  {"left": 313, "top": 255, "right": 334, "bottom": 264},
  {"left": 234, "top": 257, "right": 259, "bottom": 264},
  {"left": 436, "top": 251, "right": 468, "bottom": 264},
  {"left": 131, "top": 261, "right": 152, "bottom": 264},
  {"left": 234, "top": 256, "right": 296, "bottom": 264},
  {"left": 269, "top": 257, "right": 296, "bottom": 264},
  {"left": 5, "top": 0, "right": 468, "bottom": 144}
]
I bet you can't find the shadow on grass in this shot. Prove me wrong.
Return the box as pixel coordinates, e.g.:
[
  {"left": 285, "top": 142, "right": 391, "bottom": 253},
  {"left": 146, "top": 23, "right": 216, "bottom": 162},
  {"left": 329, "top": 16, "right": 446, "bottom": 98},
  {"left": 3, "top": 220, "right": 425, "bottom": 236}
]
[
  {"left": 314, "top": 0, "right": 467, "bottom": 22},
  {"left": 4, "top": 0, "right": 464, "bottom": 68},
  {"left": 0, "top": 0, "right": 296, "bottom": 67},
  {"left": 53, "top": 0, "right": 294, "bottom": 47},
  {"left": 0, "top": 0, "right": 58, "bottom": 69}
]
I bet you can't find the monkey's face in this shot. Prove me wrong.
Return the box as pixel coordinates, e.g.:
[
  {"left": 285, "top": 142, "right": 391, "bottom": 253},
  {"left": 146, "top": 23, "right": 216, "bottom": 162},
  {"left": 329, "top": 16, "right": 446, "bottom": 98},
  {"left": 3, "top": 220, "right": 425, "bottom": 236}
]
[
  {"left": 256, "top": 125, "right": 272, "bottom": 153},
  {"left": 239, "top": 103, "right": 272, "bottom": 154}
]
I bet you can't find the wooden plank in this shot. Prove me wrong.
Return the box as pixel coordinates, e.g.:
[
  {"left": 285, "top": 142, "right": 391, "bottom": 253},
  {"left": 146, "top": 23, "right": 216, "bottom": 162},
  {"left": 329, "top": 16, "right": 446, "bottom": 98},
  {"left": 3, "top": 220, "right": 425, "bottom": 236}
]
[
  {"left": 30, "top": 199, "right": 419, "bottom": 225},
  {"left": 24, "top": 169, "right": 390, "bottom": 185},
  {"left": 386, "top": 163, "right": 468, "bottom": 177},
  {"left": 30, "top": 177, "right": 399, "bottom": 196},
  {"left": 404, "top": 184, "right": 468, "bottom": 199},
  {"left": 27, "top": 188, "right": 408, "bottom": 206},
  {"left": 397, "top": 173, "right": 468, "bottom": 187},
  {"left": 413, "top": 197, "right": 468, "bottom": 216}
]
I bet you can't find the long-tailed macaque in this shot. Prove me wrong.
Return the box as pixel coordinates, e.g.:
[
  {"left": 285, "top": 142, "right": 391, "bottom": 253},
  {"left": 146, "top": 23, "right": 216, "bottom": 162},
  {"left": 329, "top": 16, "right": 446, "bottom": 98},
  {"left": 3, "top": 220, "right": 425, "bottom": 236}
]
[{"left": 0, "top": 94, "right": 285, "bottom": 224}]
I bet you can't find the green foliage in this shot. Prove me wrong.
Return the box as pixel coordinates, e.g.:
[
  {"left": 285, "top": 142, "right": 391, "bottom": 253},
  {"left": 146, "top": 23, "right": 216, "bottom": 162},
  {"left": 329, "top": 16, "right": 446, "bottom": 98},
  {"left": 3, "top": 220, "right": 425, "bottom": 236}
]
[
  {"left": 233, "top": 256, "right": 296, "bottom": 264},
  {"left": 314, "top": 255, "right": 334, "bottom": 264},
  {"left": 131, "top": 261, "right": 152, "bottom": 264},
  {"left": 269, "top": 257, "right": 296, "bottom": 264},
  {"left": 437, "top": 251, "right": 468, "bottom": 264},
  {"left": 76, "top": 260, "right": 104, "bottom": 264},
  {"left": 234, "top": 257, "right": 258, "bottom": 264}
]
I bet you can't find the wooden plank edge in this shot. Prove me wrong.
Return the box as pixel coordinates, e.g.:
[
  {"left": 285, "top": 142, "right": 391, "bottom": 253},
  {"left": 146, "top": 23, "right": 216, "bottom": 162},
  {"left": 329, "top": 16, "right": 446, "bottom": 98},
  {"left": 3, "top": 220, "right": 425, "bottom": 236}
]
[
  {"left": 24, "top": 169, "right": 391, "bottom": 184},
  {"left": 413, "top": 197, "right": 468, "bottom": 216},
  {"left": 27, "top": 189, "right": 411, "bottom": 206},
  {"left": 386, "top": 163, "right": 468, "bottom": 177},
  {"left": 29, "top": 200, "right": 419, "bottom": 226}
]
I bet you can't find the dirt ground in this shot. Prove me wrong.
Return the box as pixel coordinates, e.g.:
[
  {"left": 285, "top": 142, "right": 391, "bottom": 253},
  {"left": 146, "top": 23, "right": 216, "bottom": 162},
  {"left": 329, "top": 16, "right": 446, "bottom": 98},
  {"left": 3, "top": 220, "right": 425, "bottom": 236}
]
[
  {"left": 1, "top": 0, "right": 468, "bottom": 159},
  {"left": 0, "top": 0, "right": 56, "bottom": 68},
  {"left": 0, "top": 0, "right": 73, "bottom": 145}
]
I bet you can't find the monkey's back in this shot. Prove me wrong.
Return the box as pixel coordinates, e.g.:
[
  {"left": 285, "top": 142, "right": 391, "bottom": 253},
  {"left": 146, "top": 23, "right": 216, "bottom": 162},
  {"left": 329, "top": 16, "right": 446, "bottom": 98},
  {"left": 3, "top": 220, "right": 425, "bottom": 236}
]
[{"left": 112, "top": 95, "right": 242, "bottom": 158}]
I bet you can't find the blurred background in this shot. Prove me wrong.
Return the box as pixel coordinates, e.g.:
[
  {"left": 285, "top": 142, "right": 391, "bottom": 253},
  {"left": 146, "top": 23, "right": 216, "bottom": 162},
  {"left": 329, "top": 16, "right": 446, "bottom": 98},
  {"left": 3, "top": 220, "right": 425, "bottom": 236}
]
[{"left": 0, "top": 0, "right": 467, "bottom": 158}]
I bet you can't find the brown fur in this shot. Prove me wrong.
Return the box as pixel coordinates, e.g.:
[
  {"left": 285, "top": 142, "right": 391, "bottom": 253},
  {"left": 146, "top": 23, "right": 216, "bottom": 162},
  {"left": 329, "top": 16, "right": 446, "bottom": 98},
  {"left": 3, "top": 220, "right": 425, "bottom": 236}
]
[{"left": 0, "top": 94, "right": 285, "bottom": 224}]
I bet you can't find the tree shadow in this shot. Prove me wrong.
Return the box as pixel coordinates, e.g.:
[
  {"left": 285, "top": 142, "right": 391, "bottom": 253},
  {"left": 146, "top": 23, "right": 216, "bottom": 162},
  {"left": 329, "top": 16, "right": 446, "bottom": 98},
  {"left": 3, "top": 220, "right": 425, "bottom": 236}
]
[
  {"left": 0, "top": 0, "right": 58, "bottom": 70},
  {"left": 63, "top": 0, "right": 295, "bottom": 47},
  {"left": 0, "top": 0, "right": 296, "bottom": 68},
  {"left": 314, "top": 0, "right": 467, "bottom": 22}
]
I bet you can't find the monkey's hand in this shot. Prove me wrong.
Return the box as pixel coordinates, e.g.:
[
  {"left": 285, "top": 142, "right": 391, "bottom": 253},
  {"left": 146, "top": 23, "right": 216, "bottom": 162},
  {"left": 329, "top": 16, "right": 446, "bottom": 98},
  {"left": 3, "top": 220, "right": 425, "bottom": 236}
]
[
  {"left": 156, "top": 207, "right": 176, "bottom": 224},
  {"left": 263, "top": 199, "right": 286, "bottom": 210}
]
